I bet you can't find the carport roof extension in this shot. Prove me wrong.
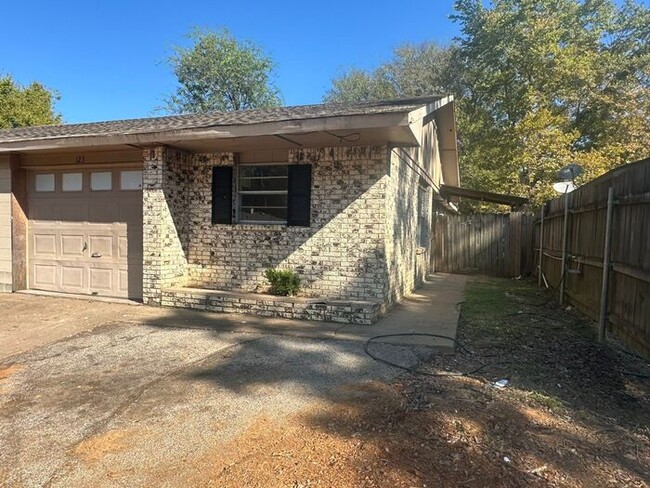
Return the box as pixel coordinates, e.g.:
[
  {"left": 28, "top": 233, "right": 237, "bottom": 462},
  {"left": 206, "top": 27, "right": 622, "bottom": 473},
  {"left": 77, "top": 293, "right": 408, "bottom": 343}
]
[{"left": 0, "top": 95, "right": 449, "bottom": 145}]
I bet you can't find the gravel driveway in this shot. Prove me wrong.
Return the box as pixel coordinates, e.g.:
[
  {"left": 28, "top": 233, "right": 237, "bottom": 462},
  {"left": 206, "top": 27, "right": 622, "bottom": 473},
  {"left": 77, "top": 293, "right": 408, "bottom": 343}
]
[{"left": 1, "top": 320, "right": 429, "bottom": 487}]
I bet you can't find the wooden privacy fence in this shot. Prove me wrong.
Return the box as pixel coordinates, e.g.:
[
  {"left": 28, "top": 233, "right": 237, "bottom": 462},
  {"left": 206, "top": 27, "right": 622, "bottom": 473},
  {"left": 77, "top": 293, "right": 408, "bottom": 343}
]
[
  {"left": 433, "top": 212, "right": 535, "bottom": 277},
  {"left": 535, "top": 157, "right": 650, "bottom": 358}
]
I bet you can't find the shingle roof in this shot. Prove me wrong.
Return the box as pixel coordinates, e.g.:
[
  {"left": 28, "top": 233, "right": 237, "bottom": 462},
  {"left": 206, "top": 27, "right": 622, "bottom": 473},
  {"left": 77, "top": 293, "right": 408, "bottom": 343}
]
[{"left": 0, "top": 96, "right": 446, "bottom": 144}]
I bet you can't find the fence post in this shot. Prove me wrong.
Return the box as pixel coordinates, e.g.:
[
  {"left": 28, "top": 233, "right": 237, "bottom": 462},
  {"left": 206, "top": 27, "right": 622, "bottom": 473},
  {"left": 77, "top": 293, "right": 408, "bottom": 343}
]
[
  {"left": 598, "top": 187, "right": 615, "bottom": 343},
  {"left": 560, "top": 193, "right": 570, "bottom": 305},
  {"left": 538, "top": 205, "right": 544, "bottom": 287}
]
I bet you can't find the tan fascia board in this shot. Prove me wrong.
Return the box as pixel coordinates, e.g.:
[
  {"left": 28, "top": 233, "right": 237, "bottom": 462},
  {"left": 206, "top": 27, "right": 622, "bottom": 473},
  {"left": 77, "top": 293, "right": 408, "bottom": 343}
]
[
  {"left": 391, "top": 96, "right": 456, "bottom": 149},
  {"left": 407, "top": 96, "right": 460, "bottom": 188},
  {"left": 0, "top": 112, "right": 415, "bottom": 153},
  {"left": 406, "top": 95, "right": 454, "bottom": 125},
  {"left": 439, "top": 101, "right": 460, "bottom": 187}
]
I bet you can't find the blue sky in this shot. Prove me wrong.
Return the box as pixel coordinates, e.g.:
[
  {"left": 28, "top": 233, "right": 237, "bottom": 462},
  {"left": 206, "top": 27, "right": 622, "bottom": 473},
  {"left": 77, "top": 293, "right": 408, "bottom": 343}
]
[{"left": 0, "top": 0, "right": 459, "bottom": 123}]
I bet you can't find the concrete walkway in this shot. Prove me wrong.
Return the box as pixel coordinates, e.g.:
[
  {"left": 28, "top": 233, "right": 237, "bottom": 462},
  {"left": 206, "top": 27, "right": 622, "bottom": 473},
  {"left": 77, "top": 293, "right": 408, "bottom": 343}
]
[{"left": 1, "top": 273, "right": 466, "bottom": 360}]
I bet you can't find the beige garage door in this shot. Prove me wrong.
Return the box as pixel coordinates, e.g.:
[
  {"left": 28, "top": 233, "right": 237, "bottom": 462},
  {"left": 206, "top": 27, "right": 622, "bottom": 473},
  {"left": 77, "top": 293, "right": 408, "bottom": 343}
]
[{"left": 28, "top": 168, "right": 143, "bottom": 300}]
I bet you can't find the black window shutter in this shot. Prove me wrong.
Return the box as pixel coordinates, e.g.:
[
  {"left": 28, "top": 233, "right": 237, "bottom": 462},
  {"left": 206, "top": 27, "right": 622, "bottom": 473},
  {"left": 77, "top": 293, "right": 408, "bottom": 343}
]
[
  {"left": 211, "top": 166, "right": 233, "bottom": 224},
  {"left": 287, "top": 164, "right": 312, "bottom": 227}
]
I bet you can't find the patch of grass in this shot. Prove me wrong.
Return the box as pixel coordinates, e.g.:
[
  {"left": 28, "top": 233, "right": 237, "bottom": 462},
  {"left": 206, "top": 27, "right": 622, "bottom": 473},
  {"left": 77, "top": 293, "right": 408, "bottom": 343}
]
[{"left": 526, "top": 391, "right": 565, "bottom": 411}]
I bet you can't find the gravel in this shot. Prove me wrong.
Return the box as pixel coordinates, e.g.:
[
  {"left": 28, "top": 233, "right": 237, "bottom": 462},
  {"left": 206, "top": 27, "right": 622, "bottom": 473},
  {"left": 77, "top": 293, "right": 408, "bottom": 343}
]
[{"left": 0, "top": 322, "right": 431, "bottom": 487}]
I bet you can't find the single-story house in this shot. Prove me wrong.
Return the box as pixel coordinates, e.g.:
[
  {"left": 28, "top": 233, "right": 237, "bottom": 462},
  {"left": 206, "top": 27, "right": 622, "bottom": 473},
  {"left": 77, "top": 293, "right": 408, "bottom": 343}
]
[{"left": 0, "top": 96, "right": 459, "bottom": 323}]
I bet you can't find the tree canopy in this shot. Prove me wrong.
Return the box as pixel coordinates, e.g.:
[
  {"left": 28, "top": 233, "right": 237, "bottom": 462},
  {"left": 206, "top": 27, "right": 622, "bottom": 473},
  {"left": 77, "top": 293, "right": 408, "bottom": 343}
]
[
  {"left": 0, "top": 75, "right": 61, "bottom": 129},
  {"left": 324, "top": 43, "right": 455, "bottom": 103},
  {"left": 164, "top": 29, "right": 283, "bottom": 114},
  {"left": 325, "top": 0, "right": 649, "bottom": 207}
]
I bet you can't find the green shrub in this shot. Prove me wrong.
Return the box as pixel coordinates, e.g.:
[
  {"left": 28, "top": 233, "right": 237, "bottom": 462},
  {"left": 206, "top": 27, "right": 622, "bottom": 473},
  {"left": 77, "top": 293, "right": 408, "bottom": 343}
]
[{"left": 264, "top": 268, "right": 300, "bottom": 296}]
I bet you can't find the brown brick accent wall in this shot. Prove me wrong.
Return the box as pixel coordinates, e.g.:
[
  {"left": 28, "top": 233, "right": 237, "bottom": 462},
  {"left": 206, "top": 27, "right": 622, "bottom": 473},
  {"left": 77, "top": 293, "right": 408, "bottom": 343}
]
[{"left": 184, "top": 146, "right": 390, "bottom": 301}]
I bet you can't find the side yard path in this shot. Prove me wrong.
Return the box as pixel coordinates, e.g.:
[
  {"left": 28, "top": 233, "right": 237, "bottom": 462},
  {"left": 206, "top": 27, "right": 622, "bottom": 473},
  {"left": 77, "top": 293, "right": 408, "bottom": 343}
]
[{"left": 198, "top": 277, "right": 650, "bottom": 487}]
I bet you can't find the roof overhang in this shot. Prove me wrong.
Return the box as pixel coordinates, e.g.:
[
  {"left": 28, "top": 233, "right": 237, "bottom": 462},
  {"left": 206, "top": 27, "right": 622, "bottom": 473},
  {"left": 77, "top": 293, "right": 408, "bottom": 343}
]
[
  {"left": 440, "top": 184, "right": 529, "bottom": 209},
  {"left": 435, "top": 102, "right": 460, "bottom": 187},
  {"left": 0, "top": 111, "right": 420, "bottom": 155}
]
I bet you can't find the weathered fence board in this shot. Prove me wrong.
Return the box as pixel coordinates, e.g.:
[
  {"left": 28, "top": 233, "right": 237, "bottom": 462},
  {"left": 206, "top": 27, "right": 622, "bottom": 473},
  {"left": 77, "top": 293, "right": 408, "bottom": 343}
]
[
  {"left": 433, "top": 212, "right": 534, "bottom": 277},
  {"left": 535, "top": 157, "right": 650, "bottom": 358}
]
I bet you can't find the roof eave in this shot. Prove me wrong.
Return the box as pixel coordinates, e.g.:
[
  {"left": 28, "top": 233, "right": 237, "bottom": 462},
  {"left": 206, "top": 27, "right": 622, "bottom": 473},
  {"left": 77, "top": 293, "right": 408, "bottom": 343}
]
[
  {"left": 405, "top": 96, "right": 459, "bottom": 187},
  {"left": 0, "top": 111, "right": 416, "bottom": 153}
]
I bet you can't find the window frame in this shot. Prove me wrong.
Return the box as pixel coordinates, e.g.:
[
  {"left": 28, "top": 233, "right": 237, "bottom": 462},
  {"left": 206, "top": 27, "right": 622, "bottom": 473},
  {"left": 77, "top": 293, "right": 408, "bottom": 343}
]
[
  {"left": 417, "top": 183, "right": 429, "bottom": 248},
  {"left": 236, "top": 163, "right": 289, "bottom": 225}
]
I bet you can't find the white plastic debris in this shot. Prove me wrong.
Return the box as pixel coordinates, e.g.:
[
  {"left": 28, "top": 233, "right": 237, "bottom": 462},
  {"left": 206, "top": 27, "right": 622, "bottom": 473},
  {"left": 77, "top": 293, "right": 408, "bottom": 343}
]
[
  {"left": 503, "top": 456, "right": 511, "bottom": 463},
  {"left": 493, "top": 379, "right": 509, "bottom": 389}
]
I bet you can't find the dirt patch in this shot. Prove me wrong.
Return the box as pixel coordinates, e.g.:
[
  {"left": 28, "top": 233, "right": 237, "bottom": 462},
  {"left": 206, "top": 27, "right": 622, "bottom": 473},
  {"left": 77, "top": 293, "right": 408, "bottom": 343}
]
[
  {"left": 74, "top": 429, "right": 133, "bottom": 463},
  {"left": 0, "top": 364, "right": 23, "bottom": 380},
  {"left": 169, "top": 277, "right": 650, "bottom": 487}
]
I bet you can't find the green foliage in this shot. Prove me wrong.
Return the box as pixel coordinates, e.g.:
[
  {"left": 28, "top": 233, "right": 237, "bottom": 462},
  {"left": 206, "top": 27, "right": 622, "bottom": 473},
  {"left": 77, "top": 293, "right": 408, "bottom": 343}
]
[
  {"left": 452, "top": 0, "right": 649, "bottom": 207},
  {"left": 324, "top": 68, "right": 397, "bottom": 104},
  {"left": 323, "top": 1, "right": 649, "bottom": 208},
  {"left": 264, "top": 268, "right": 300, "bottom": 296},
  {"left": 165, "top": 28, "right": 283, "bottom": 114},
  {"left": 0, "top": 75, "right": 61, "bottom": 129},
  {"left": 324, "top": 43, "right": 456, "bottom": 103}
]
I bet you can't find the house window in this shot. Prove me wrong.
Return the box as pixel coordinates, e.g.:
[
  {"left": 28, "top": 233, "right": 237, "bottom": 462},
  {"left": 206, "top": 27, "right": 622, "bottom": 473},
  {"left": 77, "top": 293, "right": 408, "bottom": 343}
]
[
  {"left": 211, "top": 163, "right": 311, "bottom": 227},
  {"left": 237, "top": 164, "right": 288, "bottom": 223},
  {"left": 418, "top": 185, "right": 429, "bottom": 248}
]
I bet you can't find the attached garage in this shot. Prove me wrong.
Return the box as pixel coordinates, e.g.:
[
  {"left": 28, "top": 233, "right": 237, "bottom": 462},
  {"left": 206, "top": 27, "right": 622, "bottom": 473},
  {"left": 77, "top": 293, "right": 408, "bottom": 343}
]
[{"left": 27, "top": 168, "right": 143, "bottom": 300}]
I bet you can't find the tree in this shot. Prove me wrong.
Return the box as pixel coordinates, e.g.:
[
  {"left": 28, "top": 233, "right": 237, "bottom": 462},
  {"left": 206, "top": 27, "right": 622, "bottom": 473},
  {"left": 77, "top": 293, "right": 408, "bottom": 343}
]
[
  {"left": 324, "top": 1, "right": 649, "bottom": 207},
  {"left": 324, "top": 43, "right": 456, "bottom": 103},
  {"left": 452, "top": 0, "right": 649, "bottom": 205},
  {"left": 164, "top": 29, "right": 283, "bottom": 114},
  {"left": 0, "top": 75, "right": 61, "bottom": 128}
]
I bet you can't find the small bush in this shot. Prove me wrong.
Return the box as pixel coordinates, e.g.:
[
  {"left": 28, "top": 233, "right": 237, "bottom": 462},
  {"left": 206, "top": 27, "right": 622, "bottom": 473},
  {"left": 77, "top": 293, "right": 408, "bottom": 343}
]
[{"left": 265, "top": 268, "right": 300, "bottom": 296}]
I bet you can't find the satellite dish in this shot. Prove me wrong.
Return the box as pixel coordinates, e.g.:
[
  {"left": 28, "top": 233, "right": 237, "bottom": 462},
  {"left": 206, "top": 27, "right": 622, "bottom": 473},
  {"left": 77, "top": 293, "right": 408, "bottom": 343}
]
[
  {"left": 553, "top": 181, "right": 576, "bottom": 194},
  {"left": 553, "top": 163, "right": 583, "bottom": 194}
]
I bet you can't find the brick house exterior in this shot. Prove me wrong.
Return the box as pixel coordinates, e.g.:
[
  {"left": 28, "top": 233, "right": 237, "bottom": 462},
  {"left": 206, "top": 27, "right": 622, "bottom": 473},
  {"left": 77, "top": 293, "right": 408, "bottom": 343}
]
[{"left": 0, "top": 97, "right": 459, "bottom": 323}]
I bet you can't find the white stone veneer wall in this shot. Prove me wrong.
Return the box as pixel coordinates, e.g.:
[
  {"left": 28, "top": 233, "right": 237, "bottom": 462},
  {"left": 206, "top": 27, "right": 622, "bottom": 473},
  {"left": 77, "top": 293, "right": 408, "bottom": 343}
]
[
  {"left": 384, "top": 147, "right": 432, "bottom": 308},
  {"left": 185, "top": 146, "right": 390, "bottom": 300},
  {"left": 143, "top": 142, "right": 435, "bottom": 312},
  {"left": 142, "top": 147, "right": 192, "bottom": 305}
]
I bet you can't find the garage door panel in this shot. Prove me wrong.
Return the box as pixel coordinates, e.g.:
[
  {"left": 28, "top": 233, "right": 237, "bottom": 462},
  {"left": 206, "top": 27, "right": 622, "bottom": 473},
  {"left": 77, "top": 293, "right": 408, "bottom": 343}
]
[
  {"left": 61, "top": 266, "right": 85, "bottom": 289},
  {"left": 119, "top": 202, "right": 142, "bottom": 223},
  {"left": 33, "top": 234, "right": 57, "bottom": 256},
  {"left": 28, "top": 168, "right": 143, "bottom": 300},
  {"left": 30, "top": 201, "right": 58, "bottom": 221},
  {"left": 118, "top": 236, "right": 129, "bottom": 258},
  {"left": 32, "top": 264, "right": 57, "bottom": 287},
  {"left": 61, "top": 235, "right": 85, "bottom": 257},
  {"left": 88, "top": 203, "right": 119, "bottom": 223},
  {"left": 118, "top": 269, "right": 129, "bottom": 293},
  {"left": 89, "top": 267, "right": 113, "bottom": 291},
  {"left": 59, "top": 205, "right": 87, "bottom": 222},
  {"left": 89, "top": 235, "right": 114, "bottom": 257}
]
